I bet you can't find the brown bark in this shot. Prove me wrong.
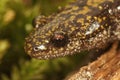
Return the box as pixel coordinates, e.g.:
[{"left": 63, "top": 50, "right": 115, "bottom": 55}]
[{"left": 65, "top": 42, "right": 120, "bottom": 80}]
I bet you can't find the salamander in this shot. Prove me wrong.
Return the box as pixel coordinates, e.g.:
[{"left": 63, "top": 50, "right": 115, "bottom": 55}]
[{"left": 25, "top": 0, "right": 120, "bottom": 59}]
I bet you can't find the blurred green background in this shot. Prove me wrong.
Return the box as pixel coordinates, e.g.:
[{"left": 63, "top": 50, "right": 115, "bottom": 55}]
[{"left": 0, "top": 0, "right": 89, "bottom": 80}]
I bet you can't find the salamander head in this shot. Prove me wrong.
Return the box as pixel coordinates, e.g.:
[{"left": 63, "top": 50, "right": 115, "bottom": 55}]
[
  {"left": 25, "top": 15, "right": 106, "bottom": 59},
  {"left": 25, "top": 22, "right": 79, "bottom": 59}
]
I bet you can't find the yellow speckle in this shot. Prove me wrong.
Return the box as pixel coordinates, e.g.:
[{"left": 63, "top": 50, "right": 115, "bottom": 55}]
[
  {"left": 78, "top": 6, "right": 90, "bottom": 14},
  {"left": 33, "top": 38, "right": 36, "bottom": 43},
  {"left": 28, "top": 50, "right": 31, "bottom": 55},
  {"left": 94, "top": 16, "right": 98, "bottom": 20},
  {"left": 77, "top": 18, "right": 84, "bottom": 25},
  {"left": 98, "top": 6, "right": 103, "bottom": 10},
  {"left": 101, "top": 25, "right": 104, "bottom": 29},
  {"left": 51, "top": 27, "right": 55, "bottom": 31},
  {"left": 86, "top": 16, "right": 92, "bottom": 20},
  {"left": 98, "top": 18, "right": 102, "bottom": 23},
  {"left": 81, "top": 35, "right": 86, "bottom": 39},
  {"left": 72, "top": 6, "right": 79, "bottom": 10},
  {"left": 48, "top": 30, "right": 52, "bottom": 34},
  {"left": 77, "top": 32, "right": 82, "bottom": 36},
  {"left": 65, "top": 22, "right": 69, "bottom": 27},
  {"left": 60, "top": 48, "right": 64, "bottom": 51},
  {"left": 85, "top": 22, "right": 89, "bottom": 26},
  {"left": 27, "top": 43, "right": 32, "bottom": 48},
  {"left": 105, "top": 24, "right": 108, "bottom": 26},
  {"left": 44, "top": 40, "right": 49, "bottom": 43},
  {"left": 36, "top": 41, "right": 40, "bottom": 45},
  {"left": 102, "top": 17, "right": 106, "bottom": 20},
  {"left": 70, "top": 16, "right": 76, "bottom": 21},
  {"left": 71, "top": 27, "right": 76, "bottom": 31}
]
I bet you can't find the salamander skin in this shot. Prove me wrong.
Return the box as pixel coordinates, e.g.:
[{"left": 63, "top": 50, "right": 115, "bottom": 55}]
[{"left": 25, "top": 0, "right": 120, "bottom": 59}]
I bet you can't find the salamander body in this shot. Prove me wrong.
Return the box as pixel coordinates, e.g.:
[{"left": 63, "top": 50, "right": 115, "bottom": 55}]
[{"left": 25, "top": 0, "right": 120, "bottom": 59}]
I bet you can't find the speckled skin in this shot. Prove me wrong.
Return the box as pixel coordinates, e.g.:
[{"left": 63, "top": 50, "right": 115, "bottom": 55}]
[{"left": 25, "top": 0, "right": 120, "bottom": 59}]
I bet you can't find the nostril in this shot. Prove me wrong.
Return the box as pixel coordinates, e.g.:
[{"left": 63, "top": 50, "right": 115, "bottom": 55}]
[
  {"left": 34, "top": 47, "right": 39, "bottom": 51},
  {"left": 33, "top": 45, "right": 47, "bottom": 51}
]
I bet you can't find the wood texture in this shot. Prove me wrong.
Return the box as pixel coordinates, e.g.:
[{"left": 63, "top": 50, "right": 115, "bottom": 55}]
[{"left": 65, "top": 42, "right": 120, "bottom": 80}]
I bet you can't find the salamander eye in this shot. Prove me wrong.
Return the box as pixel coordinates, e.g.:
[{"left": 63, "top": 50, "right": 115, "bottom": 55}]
[{"left": 50, "top": 32, "right": 69, "bottom": 47}]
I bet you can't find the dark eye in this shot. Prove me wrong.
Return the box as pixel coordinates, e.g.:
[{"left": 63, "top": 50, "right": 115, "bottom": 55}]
[{"left": 50, "top": 32, "right": 69, "bottom": 47}]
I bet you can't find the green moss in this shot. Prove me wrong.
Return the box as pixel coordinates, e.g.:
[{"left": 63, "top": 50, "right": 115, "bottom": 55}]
[{"left": 0, "top": 0, "right": 89, "bottom": 80}]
